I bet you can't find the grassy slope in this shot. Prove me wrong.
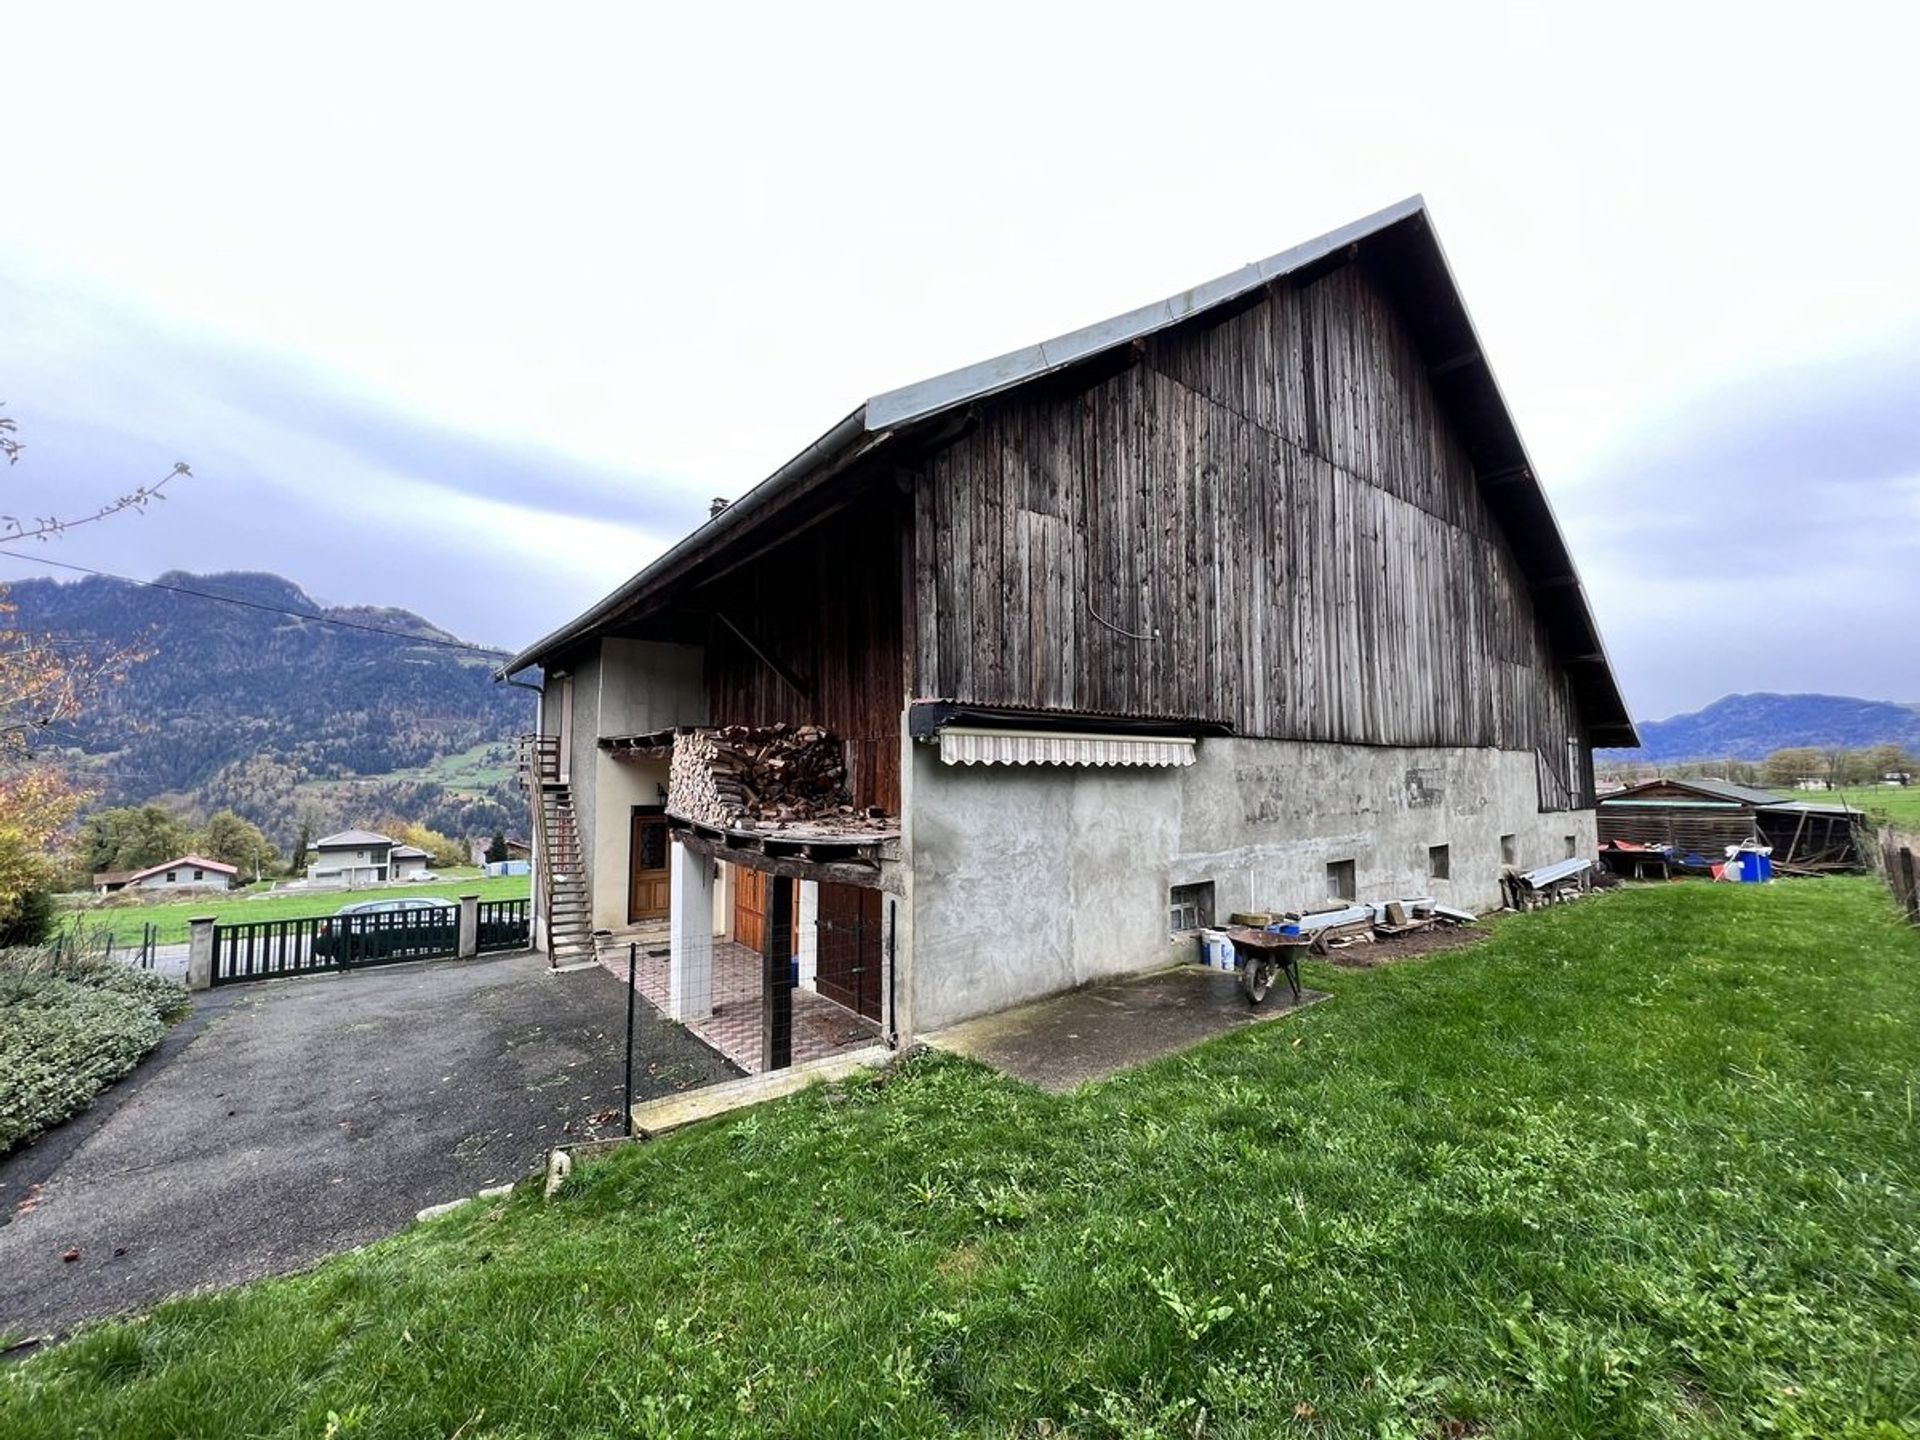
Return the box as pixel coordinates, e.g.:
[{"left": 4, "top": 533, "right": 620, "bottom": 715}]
[
  {"left": 1809, "top": 786, "right": 1920, "bottom": 831},
  {"left": 6, "top": 881, "right": 1917, "bottom": 1438},
  {"left": 69, "top": 875, "right": 531, "bottom": 948},
  {"left": 294, "top": 742, "right": 517, "bottom": 804}
]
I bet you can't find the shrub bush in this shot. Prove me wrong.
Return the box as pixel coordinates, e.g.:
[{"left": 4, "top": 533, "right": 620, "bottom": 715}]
[
  {"left": 0, "top": 886, "right": 57, "bottom": 948},
  {"left": 0, "top": 948, "right": 189, "bottom": 1153}
]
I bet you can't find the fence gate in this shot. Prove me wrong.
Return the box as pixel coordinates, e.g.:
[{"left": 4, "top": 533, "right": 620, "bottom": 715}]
[{"left": 211, "top": 901, "right": 530, "bottom": 985}]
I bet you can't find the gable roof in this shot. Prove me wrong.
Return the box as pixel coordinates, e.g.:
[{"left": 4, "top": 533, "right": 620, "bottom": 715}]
[
  {"left": 312, "top": 829, "right": 393, "bottom": 849},
  {"left": 125, "top": 855, "right": 239, "bottom": 883},
  {"left": 1600, "top": 778, "right": 1787, "bottom": 808},
  {"left": 389, "top": 844, "right": 432, "bottom": 859},
  {"left": 501, "top": 197, "right": 1635, "bottom": 745}
]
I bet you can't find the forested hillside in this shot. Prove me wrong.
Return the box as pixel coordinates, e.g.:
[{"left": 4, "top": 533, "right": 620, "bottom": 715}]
[{"left": 7, "top": 570, "right": 532, "bottom": 843}]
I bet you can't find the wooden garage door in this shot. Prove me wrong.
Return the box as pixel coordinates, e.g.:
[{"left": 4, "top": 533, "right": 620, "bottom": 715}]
[{"left": 732, "top": 866, "right": 798, "bottom": 954}]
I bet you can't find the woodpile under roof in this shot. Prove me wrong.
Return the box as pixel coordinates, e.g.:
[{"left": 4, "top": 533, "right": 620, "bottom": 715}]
[{"left": 668, "top": 724, "right": 892, "bottom": 834}]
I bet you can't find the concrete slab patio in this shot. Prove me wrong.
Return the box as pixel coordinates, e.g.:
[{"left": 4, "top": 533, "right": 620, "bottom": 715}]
[
  {"left": 926, "top": 964, "right": 1329, "bottom": 1092},
  {"left": 0, "top": 950, "right": 736, "bottom": 1342}
]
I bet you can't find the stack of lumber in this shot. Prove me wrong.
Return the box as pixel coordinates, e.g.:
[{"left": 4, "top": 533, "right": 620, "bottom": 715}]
[{"left": 669, "top": 724, "right": 889, "bottom": 832}]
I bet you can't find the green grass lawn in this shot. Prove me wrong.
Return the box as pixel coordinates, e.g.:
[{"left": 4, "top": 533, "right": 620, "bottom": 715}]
[
  {"left": 6, "top": 880, "right": 1917, "bottom": 1437},
  {"left": 64, "top": 874, "right": 531, "bottom": 948},
  {"left": 1805, "top": 785, "right": 1920, "bottom": 831}
]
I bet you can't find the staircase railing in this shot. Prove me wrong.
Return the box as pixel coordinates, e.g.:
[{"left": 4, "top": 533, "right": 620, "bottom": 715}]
[{"left": 517, "top": 733, "right": 561, "bottom": 960}]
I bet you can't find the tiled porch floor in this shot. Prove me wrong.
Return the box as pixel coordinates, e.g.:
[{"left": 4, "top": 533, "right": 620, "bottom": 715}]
[{"left": 597, "top": 925, "right": 881, "bottom": 1076}]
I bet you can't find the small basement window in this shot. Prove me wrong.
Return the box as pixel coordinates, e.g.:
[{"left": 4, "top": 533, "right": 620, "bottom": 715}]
[
  {"left": 1428, "top": 844, "right": 1451, "bottom": 880},
  {"left": 1326, "top": 859, "right": 1356, "bottom": 902},
  {"left": 1168, "top": 882, "right": 1215, "bottom": 934},
  {"left": 1564, "top": 835, "right": 1578, "bottom": 859},
  {"left": 1500, "top": 834, "right": 1518, "bottom": 866}
]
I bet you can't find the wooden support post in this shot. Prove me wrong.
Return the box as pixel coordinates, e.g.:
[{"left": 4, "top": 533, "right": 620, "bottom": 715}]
[
  {"left": 763, "top": 873, "right": 794, "bottom": 1071},
  {"left": 1900, "top": 847, "right": 1918, "bottom": 925}
]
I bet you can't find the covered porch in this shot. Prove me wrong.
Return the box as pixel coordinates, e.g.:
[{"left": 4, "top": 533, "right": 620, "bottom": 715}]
[
  {"left": 597, "top": 815, "right": 899, "bottom": 1076},
  {"left": 596, "top": 917, "right": 883, "bottom": 1076}
]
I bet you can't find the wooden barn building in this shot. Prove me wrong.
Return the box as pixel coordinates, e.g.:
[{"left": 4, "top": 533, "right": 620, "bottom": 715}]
[{"left": 498, "top": 196, "right": 1636, "bottom": 1070}]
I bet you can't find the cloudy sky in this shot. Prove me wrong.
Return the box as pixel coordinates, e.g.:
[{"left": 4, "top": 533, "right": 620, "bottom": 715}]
[{"left": 2, "top": 2, "right": 1915, "bottom": 721}]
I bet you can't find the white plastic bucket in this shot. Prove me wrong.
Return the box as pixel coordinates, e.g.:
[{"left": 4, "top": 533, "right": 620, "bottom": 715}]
[{"left": 1199, "top": 928, "right": 1236, "bottom": 971}]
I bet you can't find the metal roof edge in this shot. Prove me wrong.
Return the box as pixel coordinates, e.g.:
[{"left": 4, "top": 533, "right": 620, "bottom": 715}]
[
  {"left": 866, "top": 195, "right": 1429, "bottom": 431},
  {"left": 1409, "top": 204, "right": 1638, "bottom": 744},
  {"left": 497, "top": 407, "right": 872, "bottom": 676}
]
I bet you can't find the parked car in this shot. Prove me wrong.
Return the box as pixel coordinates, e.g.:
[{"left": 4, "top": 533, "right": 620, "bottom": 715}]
[{"left": 312, "top": 897, "right": 458, "bottom": 964}]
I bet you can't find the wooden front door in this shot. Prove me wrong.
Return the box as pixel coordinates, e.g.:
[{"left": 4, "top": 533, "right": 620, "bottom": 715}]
[
  {"left": 627, "top": 810, "right": 670, "bottom": 922},
  {"left": 732, "top": 866, "right": 798, "bottom": 954},
  {"left": 816, "top": 882, "right": 883, "bottom": 1021}
]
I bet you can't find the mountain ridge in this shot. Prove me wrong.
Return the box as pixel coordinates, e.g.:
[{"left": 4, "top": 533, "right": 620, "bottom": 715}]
[
  {"left": 1601, "top": 691, "right": 1920, "bottom": 764},
  {"left": 4, "top": 569, "right": 531, "bottom": 844}
]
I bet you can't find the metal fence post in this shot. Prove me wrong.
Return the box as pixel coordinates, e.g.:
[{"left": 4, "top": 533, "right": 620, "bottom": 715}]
[
  {"left": 187, "top": 916, "right": 217, "bottom": 991},
  {"left": 763, "top": 873, "right": 794, "bottom": 1072},
  {"left": 624, "top": 942, "right": 637, "bottom": 1135}
]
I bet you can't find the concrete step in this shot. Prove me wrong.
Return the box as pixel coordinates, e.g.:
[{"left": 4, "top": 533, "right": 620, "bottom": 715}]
[{"left": 630, "top": 1045, "right": 893, "bottom": 1137}]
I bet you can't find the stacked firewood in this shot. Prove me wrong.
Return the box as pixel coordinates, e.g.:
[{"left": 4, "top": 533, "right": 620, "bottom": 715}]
[{"left": 669, "top": 724, "right": 887, "bottom": 830}]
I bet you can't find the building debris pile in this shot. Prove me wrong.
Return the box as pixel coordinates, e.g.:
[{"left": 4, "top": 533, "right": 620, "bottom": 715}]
[{"left": 669, "top": 724, "right": 891, "bottom": 833}]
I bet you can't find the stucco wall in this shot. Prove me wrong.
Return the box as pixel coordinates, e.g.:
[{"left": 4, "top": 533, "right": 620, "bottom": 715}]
[
  {"left": 573, "top": 639, "right": 707, "bottom": 931},
  {"left": 907, "top": 736, "right": 1596, "bottom": 1032}
]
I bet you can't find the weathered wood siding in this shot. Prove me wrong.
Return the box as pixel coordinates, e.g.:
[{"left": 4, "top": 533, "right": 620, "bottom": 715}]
[
  {"left": 911, "top": 262, "right": 1586, "bottom": 761},
  {"left": 703, "top": 498, "right": 905, "bottom": 813}
]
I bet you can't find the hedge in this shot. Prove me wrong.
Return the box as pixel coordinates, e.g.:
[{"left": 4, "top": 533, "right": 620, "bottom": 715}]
[{"left": 0, "top": 951, "right": 190, "bottom": 1154}]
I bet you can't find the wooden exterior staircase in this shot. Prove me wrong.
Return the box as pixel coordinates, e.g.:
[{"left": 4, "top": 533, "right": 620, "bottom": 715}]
[{"left": 520, "top": 734, "right": 595, "bottom": 966}]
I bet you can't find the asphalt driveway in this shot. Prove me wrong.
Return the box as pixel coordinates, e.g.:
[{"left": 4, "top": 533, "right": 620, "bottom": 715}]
[{"left": 0, "top": 951, "right": 736, "bottom": 1341}]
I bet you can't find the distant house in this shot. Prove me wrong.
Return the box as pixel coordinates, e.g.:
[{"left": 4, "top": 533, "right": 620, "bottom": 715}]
[
  {"left": 97, "top": 855, "right": 239, "bottom": 894},
  {"left": 307, "top": 830, "right": 399, "bottom": 885},
  {"left": 389, "top": 844, "right": 434, "bottom": 880},
  {"left": 468, "top": 837, "right": 532, "bottom": 865}
]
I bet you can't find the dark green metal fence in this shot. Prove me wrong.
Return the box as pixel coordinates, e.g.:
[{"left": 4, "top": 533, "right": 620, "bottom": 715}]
[
  {"left": 477, "top": 899, "right": 531, "bottom": 953},
  {"left": 212, "top": 907, "right": 459, "bottom": 986}
]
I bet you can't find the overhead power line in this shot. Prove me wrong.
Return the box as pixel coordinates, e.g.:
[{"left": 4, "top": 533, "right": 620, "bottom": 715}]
[{"left": 0, "top": 549, "right": 512, "bottom": 658}]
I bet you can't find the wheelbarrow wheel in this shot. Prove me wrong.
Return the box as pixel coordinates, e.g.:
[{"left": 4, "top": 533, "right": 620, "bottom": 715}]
[{"left": 1241, "top": 956, "right": 1273, "bottom": 1006}]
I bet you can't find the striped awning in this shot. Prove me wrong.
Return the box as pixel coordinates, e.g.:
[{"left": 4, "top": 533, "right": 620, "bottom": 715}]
[{"left": 937, "top": 726, "right": 1197, "bottom": 769}]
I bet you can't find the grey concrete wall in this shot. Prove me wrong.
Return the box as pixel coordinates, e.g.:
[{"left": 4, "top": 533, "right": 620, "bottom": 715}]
[{"left": 907, "top": 736, "right": 1596, "bottom": 1032}]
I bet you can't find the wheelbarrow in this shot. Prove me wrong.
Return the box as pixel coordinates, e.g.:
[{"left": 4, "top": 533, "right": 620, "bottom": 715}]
[{"left": 1224, "top": 928, "right": 1308, "bottom": 1006}]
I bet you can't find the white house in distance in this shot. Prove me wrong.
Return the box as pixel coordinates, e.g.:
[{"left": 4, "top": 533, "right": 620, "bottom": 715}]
[
  {"left": 94, "top": 855, "right": 239, "bottom": 895},
  {"left": 306, "top": 830, "right": 434, "bottom": 886}
]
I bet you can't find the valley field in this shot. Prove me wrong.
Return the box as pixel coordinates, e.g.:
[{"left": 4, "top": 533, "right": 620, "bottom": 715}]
[
  {"left": 65, "top": 874, "right": 532, "bottom": 948},
  {"left": 6, "top": 879, "right": 1916, "bottom": 1437},
  {"left": 1806, "top": 785, "right": 1920, "bottom": 830}
]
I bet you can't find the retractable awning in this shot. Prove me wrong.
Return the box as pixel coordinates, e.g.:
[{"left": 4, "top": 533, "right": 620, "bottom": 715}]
[{"left": 937, "top": 726, "right": 1197, "bottom": 769}]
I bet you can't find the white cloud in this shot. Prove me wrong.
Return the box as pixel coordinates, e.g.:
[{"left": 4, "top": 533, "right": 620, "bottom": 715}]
[{"left": 3, "top": 0, "right": 1918, "bottom": 713}]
